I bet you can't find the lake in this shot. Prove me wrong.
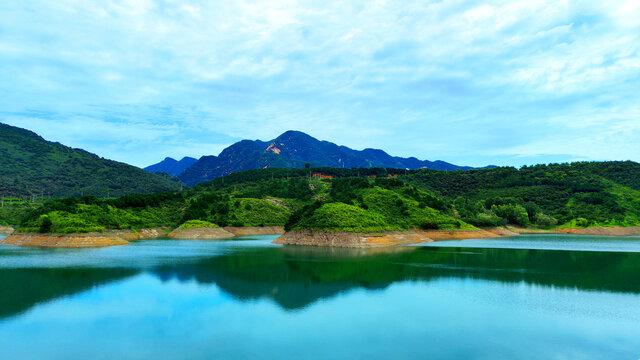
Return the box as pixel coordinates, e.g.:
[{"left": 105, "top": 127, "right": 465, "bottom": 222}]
[{"left": 1, "top": 233, "right": 640, "bottom": 359}]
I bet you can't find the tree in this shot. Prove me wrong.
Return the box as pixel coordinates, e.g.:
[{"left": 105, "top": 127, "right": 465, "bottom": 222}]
[
  {"left": 39, "top": 215, "right": 52, "bottom": 233},
  {"left": 491, "top": 204, "right": 529, "bottom": 226}
]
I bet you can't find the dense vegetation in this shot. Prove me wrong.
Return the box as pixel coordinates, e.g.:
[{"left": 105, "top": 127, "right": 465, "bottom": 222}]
[
  {"left": 0, "top": 123, "right": 182, "bottom": 198},
  {"left": 5, "top": 161, "right": 640, "bottom": 233},
  {"left": 404, "top": 161, "right": 640, "bottom": 228}
]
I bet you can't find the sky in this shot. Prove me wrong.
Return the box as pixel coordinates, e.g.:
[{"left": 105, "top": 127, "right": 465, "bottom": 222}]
[{"left": 1, "top": 0, "right": 639, "bottom": 168}]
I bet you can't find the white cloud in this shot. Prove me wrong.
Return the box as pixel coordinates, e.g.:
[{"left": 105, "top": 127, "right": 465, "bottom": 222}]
[{"left": 0, "top": 0, "right": 638, "bottom": 167}]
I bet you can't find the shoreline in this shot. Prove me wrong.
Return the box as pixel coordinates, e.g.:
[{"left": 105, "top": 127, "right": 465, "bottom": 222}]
[
  {"left": 273, "top": 226, "right": 640, "bottom": 248},
  {"left": 168, "top": 226, "right": 284, "bottom": 239},
  {"left": 2, "top": 225, "right": 638, "bottom": 249},
  {"left": 0, "top": 226, "right": 15, "bottom": 234},
  {"left": 0, "top": 226, "right": 286, "bottom": 248},
  {"left": 273, "top": 228, "right": 515, "bottom": 248}
]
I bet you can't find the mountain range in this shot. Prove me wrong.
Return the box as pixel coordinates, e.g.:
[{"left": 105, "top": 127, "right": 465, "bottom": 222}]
[
  {"left": 146, "top": 130, "right": 482, "bottom": 186},
  {"left": 0, "top": 123, "right": 182, "bottom": 197},
  {"left": 144, "top": 156, "right": 197, "bottom": 176}
]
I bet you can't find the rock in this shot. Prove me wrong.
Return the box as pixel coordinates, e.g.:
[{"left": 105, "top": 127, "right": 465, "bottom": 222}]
[
  {"left": 568, "top": 226, "right": 640, "bottom": 236},
  {"left": 168, "top": 227, "right": 236, "bottom": 239},
  {"left": 121, "top": 228, "right": 168, "bottom": 240},
  {"left": 224, "top": 226, "right": 285, "bottom": 236},
  {"left": 0, "top": 228, "right": 167, "bottom": 248},
  {"left": 414, "top": 229, "right": 506, "bottom": 240},
  {"left": 167, "top": 226, "right": 285, "bottom": 239},
  {"left": 273, "top": 230, "right": 431, "bottom": 248},
  {"left": 0, "top": 226, "right": 14, "bottom": 234},
  {"left": 0, "top": 233, "right": 129, "bottom": 248},
  {"left": 273, "top": 227, "right": 519, "bottom": 248}
]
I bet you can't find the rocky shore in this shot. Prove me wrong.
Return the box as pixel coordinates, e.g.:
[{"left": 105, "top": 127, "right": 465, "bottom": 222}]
[
  {"left": 272, "top": 228, "right": 516, "bottom": 248},
  {"left": 168, "top": 226, "right": 285, "bottom": 239},
  {"left": 3, "top": 225, "right": 637, "bottom": 249},
  {"left": 0, "top": 226, "right": 287, "bottom": 247},
  {"left": 273, "top": 230, "right": 429, "bottom": 248},
  {"left": 0, "top": 228, "right": 167, "bottom": 248},
  {"left": 0, "top": 232, "right": 131, "bottom": 248},
  {"left": 273, "top": 225, "right": 640, "bottom": 248},
  {"left": 0, "top": 226, "right": 14, "bottom": 234},
  {"left": 558, "top": 226, "right": 640, "bottom": 236}
]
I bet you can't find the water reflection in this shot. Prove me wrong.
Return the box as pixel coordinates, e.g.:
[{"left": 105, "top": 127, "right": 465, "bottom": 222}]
[
  {"left": 153, "top": 245, "right": 640, "bottom": 310},
  {"left": 3, "top": 240, "right": 640, "bottom": 318}
]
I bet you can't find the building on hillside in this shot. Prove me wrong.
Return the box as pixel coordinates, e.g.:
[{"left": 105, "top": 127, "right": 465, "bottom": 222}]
[{"left": 312, "top": 173, "right": 334, "bottom": 179}]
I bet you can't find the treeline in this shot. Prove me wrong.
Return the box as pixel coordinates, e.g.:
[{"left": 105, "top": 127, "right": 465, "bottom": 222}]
[
  {"left": 7, "top": 161, "right": 640, "bottom": 233},
  {"left": 404, "top": 161, "right": 640, "bottom": 227}
]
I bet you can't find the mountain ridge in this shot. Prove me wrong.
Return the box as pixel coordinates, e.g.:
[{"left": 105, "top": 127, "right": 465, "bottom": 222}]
[
  {"left": 172, "top": 130, "right": 484, "bottom": 186},
  {"left": 144, "top": 156, "right": 198, "bottom": 176}
]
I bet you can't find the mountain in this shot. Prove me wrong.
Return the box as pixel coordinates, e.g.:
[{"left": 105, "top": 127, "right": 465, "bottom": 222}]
[
  {"left": 178, "top": 130, "right": 479, "bottom": 186},
  {"left": 144, "top": 156, "right": 197, "bottom": 176},
  {"left": 0, "top": 123, "right": 182, "bottom": 197}
]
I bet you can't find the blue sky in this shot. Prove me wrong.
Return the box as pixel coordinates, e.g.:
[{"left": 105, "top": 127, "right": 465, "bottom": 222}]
[{"left": 1, "top": 1, "right": 639, "bottom": 168}]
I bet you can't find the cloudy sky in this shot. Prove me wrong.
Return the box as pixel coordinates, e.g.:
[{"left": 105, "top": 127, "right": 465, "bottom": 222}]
[{"left": 1, "top": 0, "right": 639, "bottom": 168}]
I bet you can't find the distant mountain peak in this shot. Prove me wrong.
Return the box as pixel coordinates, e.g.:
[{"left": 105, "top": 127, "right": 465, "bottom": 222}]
[
  {"left": 144, "top": 156, "right": 198, "bottom": 176},
  {"left": 277, "top": 130, "right": 312, "bottom": 139},
  {"left": 176, "top": 131, "right": 481, "bottom": 186}
]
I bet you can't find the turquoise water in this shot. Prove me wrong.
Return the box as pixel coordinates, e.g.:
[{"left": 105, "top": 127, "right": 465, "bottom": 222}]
[{"left": 1, "top": 234, "right": 640, "bottom": 359}]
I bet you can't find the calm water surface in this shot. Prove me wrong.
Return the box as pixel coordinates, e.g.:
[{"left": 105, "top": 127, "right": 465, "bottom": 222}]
[{"left": 1, "top": 234, "right": 640, "bottom": 359}]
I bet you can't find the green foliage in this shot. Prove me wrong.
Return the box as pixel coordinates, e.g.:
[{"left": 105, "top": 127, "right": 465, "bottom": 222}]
[
  {"left": 286, "top": 184, "right": 471, "bottom": 232},
  {"left": 491, "top": 204, "right": 529, "bottom": 226},
  {"left": 0, "top": 123, "right": 182, "bottom": 198},
  {"left": 178, "top": 220, "right": 219, "bottom": 229},
  {"left": 38, "top": 215, "right": 52, "bottom": 233},
  {"left": 461, "top": 214, "right": 506, "bottom": 228},
  {"left": 534, "top": 213, "right": 558, "bottom": 227},
  {"left": 290, "top": 203, "right": 392, "bottom": 232},
  {"left": 358, "top": 187, "right": 468, "bottom": 230},
  {"left": 405, "top": 161, "right": 640, "bottom": 228},
  {"left": 10, "top": 161, "right": 640, "bottom": 234},
  {"left": 226, "top": 198, "right": 291, "bottom": 227}
]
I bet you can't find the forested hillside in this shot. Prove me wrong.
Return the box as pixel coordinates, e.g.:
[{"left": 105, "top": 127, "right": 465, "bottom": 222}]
[
  {"left": 6, "top": 161, "right": 640, "bottom": 232},
  {"left": 404, "top": 161, "right": 640, "bottom": 227},
  {"left": 0, "top": 123, "right": 182, "bottom": 198}
]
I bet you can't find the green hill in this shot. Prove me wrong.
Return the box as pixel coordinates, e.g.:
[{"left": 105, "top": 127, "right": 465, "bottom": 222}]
[
  {"left": 6, "top": 161, "right": 640, "bottom": 232},
  {"left": 403, "top": 161, "right": 640, "bottom": 227},
  {"left": 0, "top": 123, "right": 182, "bottom": 198}
]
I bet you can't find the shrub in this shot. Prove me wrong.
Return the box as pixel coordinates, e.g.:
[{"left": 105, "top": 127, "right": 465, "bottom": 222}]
[
  {"left": 534, "top": 213, "right": 558, "bottom": 227},
  {"left": 292, "top": 202, "right": 392, "bottom": 232},
  {"left": 178, "top": 220, "right": 219, "bottom": 229},
  {"left": 39, "top": 215, "right": 52, "bottom": 233},
  {"left": 491, "top": 204, "right": 529, "bottom": 226}
]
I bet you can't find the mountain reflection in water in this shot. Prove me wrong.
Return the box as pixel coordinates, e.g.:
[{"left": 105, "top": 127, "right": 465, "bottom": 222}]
[{"left": 2, "top": 239, "right": 640, "bottom": 318}]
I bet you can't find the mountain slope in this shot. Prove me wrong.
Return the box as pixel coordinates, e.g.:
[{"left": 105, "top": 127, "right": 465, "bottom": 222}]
[
  {"left": 11, "top": 161, "right": 640, "bottom": 234},
  {"left": 179, "top": 130, "right": 477, "bottom": 186},
  {"left": 144, "top": 156, "right": 197, "bottom": 176},
  {"left": 0, "top": 123, "right": 182, "bottom": 197}
]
